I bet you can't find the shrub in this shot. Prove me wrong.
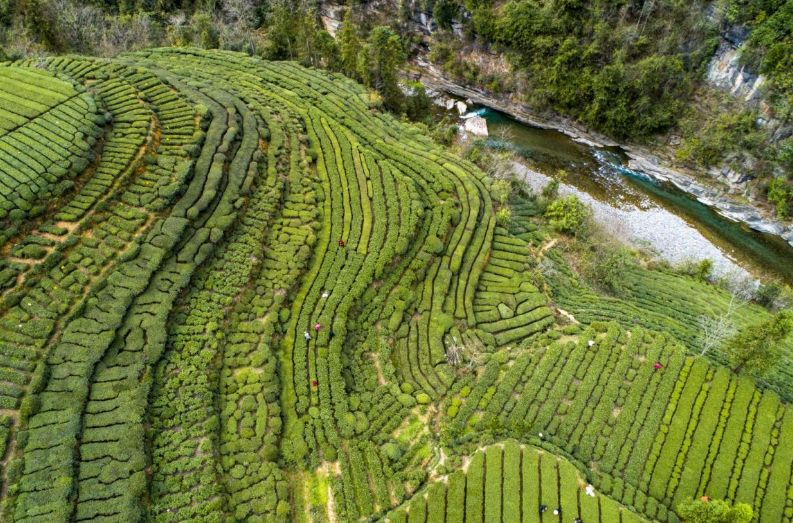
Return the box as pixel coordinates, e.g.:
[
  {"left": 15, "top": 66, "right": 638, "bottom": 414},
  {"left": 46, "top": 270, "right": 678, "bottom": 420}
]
[
  {"left": 676, "top": 498, "right": 753, "bottom": 523},
  {"left": 544, "top": 195, "right": 591, "bottom": 237},
  {"left": 495, "top": 207, "right": 512, "bottom": 225}
]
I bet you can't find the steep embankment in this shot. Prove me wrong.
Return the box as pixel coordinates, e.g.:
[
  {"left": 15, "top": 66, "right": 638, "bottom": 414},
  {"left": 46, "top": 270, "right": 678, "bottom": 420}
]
[
  {"left": 321, "top": 0, "right": 793, "bottom": 249},
  {"left": 1, "top": 47, "right": 792, "bottom": 523},
  {"left": 419, "top": 61, "right": 793, "bottom": 251},
  {"left": 0, "top": 48, "right": 497, "bottom": 522}
]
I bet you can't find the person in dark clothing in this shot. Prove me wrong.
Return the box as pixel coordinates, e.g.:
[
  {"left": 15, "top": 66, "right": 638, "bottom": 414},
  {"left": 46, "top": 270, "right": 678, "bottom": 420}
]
[{"left": 539, "top": 504, "right": 548, "bottom": 513}]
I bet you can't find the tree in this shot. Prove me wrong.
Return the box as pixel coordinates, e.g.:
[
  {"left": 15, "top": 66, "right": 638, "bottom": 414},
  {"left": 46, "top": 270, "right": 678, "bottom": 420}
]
[
  {"left": 767, "top": 177, "right": 791, "bottom": 219},
  {"left": 696, "top": 258, "right": 714, "bottom": 281},
  {"left": 216, "top": 0, "right": 256, "bottom": 52},
  {"left": 432, "top": 0, "right": 458, "bottom": 30},
  {"left": 491, "top": 179, "right": 512, "bottom": 206},
  {"left": 541, "top": 177, "right": 560, "bottom": 200},
  {"left": 697, "top": 289, "right": 744, "bottom": 357},
  {"left": 359, "top": 26, "right": 405, "bottom": 110},
  {"left": 336, "top": 7, "right": 361, "bottom": 79},
  {"left": 725, "top": 310, "right": 793, "bottom": 376},
  {"left": 403, "top": 81, "right": 432, "bottom": 122},
  {"left": 495, "top": 207, "right": 511, "bottom": 225},
  {"left": 754, "top": 281, "right": 782, "bottom": 309},
  {"left": 291, "top": 6, "right": 336, "bottom": 68},
  {"left": 264, "top": 0, "right": 297, "bottom": 59},
  {"left": 583, "top": 245, "right": 634, "bottom": 294},
  {"left": 677, "top": 497, "right": 753, "bottom": 523},
  {"left": 544, "top": 195, "right": 591, "bottom": 237},
  {"left": 24, "top": 0, "right": 61, "bottom": 50}
]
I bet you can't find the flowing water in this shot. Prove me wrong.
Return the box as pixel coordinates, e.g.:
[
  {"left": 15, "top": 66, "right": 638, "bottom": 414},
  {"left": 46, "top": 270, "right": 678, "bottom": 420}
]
[{"left": 478, "top": 108, "right": 793, "bottom": 284}]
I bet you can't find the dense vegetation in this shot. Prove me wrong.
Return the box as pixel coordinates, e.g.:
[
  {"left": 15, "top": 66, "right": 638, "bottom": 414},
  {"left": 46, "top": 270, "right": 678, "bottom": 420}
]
[
  {"left": 2, "top": 0, "right": 793, "bottom": 210},
  {"left": 730, "top": 0, "right": 793, "bottom": 115},
  {"left": 433, "top": 0, "right": 793, "bottom": 138},
  {"left": 0, "top": 47, "right": 792, "bottom": 523},
  {"left": 465, "top": 0, "right": 717, "bottom": 138},
  {"left": 425, "top": 0, "right": 793, "bottom": 212}
]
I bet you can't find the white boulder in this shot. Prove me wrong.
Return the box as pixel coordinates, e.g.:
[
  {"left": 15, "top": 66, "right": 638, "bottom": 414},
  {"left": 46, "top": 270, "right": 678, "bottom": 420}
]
[{"left": 464, "top": 115, "right": 488, "bottom": 137}]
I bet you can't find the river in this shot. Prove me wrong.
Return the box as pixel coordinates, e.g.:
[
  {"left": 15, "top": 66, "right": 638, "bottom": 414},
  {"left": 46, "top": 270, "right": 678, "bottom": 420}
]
[{"left": 473, "top": 107, "right": 793, "bottom": 284}]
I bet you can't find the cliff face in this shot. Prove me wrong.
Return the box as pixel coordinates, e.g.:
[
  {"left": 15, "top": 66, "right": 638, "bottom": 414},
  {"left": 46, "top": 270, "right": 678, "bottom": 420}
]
[
  {"left": 703, "top": 27, "right": 792, "bottom": 157},
  {"left": 706, "top": 41, "right": 765, "bottom": 103},
  {"left": 703, "top": 23, "right": 765, "bottom": 103}
]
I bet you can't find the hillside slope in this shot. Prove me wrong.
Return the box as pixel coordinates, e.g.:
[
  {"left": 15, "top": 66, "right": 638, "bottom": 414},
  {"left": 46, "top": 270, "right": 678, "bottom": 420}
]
[{"left": 0, "top": 49, "right": 791, "bottom": 523}]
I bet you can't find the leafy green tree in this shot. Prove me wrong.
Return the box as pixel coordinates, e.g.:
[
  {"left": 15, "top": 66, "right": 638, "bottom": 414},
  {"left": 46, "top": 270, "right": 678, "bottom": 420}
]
[
  {"left": 337, "top": 8, "right": 361, "bottom": 79},
  {"left": 677, "top": 497, "right": 753, "bottom": 523},
  {"left": 432, "top": 0, "right": 458, "bottom": 29},
  {"left": 263, "top": 0, "right": 297, "bottom": 59},
  {"left": 24, "top": 0, "right": 61, "bottom": 50},
  {"left": 403, "top": 81, "right": 432, "bottom": 121},
  {"left": 754, "top": 281, "right": 783, "bottom": 309},
  {"left": 0, "top": 0, "right": 15, "bottom": 28},
  {"left": 495, "top": 207, "right": 511, "bottom": 225},
  {"left": 544, "top": 195, "right": 591, "bottom": 237},
  {"left": 359, "top": 25, "right": 405, "bottom": 110},
  {"left": 467, "top": 0, "right": 716, "bottom": 138},
  {"left": 193, "top": 12, "right": 219, "bottom": 48},
  {"left": 696, "top": 259, "right": 714, "bottom": 282},
  {"left": 491, "top": 179, "right": 512, "bottom": 206},
  {"left": 292, "top": 7, "right": 337, "bottom": 68},
  {"left": 725, "top": 310, "right": 793, "bottom": 376},
  {"left": 262, "top": 0, "right": 335, "bottom": 67},
  {"left": 541, "top": 170, "right": 565, "bottom": 199},
  {"left": 583, "top": 245, "right": 634, "bottom": 294},
  {"left": 767, "top": 177, "right": 792, "bottom": 219},
  {"left": 779, "top": 138, "right": 793, "bottom": 171}
]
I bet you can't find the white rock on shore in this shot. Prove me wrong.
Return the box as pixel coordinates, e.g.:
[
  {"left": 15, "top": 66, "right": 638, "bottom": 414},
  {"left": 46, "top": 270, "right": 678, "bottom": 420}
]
[{"left": 464, "top": 115, "right": 488, "bottom": 137}]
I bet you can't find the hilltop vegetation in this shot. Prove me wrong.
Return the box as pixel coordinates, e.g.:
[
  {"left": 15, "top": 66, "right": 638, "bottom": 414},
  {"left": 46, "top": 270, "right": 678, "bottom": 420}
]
[
  {"left": 0, "top": 47, "right": 792, "bottom": 523},
  {"left": 2, "top": 0, "right": 793, "bottom": 210}
]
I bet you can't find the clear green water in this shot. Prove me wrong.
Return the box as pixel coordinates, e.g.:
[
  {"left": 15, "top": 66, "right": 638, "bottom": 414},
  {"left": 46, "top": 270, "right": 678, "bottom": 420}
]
[{"left": 480, "top": 108, "right": 793, "bottom": 284}]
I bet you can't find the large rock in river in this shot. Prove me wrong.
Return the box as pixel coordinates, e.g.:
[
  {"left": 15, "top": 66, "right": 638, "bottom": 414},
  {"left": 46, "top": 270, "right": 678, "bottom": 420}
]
[{"left": 464, "top": 115, "right": 488, "bottom": 137}]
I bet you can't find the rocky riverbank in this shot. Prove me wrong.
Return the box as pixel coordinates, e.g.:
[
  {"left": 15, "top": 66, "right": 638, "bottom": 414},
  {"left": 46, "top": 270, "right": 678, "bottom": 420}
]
[
  {"left": 511, "top": 161, "right": 750, "bottom": 280},
  {"left": 416, "top": 60, "right": 793, "bottom": 250}
]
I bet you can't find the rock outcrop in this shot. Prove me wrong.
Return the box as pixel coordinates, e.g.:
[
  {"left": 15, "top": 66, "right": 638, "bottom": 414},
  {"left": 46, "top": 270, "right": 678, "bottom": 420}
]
[
  {"left": 625, "top": 152, "right": 793, "bottom": 245},
  {"left": 706, "top": 40, "right": 765, "bottom": 103},
  {"left": 463, "top": 115, "right": 488, "bottom": 136}
]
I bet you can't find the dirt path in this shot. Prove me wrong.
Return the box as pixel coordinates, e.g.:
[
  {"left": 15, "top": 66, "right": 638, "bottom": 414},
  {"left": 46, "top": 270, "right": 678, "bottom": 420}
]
[
  {"left": 557, "top": 308, "right": 578, "bottom": 324},
  {"left": 371, "top": 353, "right": 386, "bottom": 385},
  {"left": 315, "top": 461, "right": 341, "bottom": 523},
  {"left": 538, "top": 238, "right": 558, "bottom": 257}
]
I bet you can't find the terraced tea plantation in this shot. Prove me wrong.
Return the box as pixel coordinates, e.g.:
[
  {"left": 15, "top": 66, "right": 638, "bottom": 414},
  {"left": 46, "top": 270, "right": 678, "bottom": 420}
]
[{"left": 0, "top": 49, "right": 791, "bottom": 523}]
